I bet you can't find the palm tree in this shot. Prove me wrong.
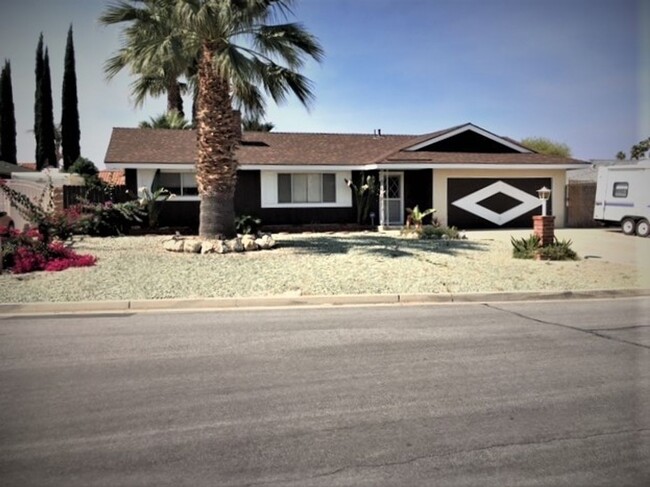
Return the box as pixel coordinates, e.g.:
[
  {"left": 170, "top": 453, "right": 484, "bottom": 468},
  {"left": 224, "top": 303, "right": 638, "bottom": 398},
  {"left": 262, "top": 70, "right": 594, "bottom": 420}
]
[
  {"left": 139, "top": 111, "right": 192, "bottom": 129},
  {"left": 102, "top": 0, "right": 324, "bottom": 238},
  {"left": 242, "top": 116, "right": 274, "bottom": 132},
  {"left": 100, "top": 1, "right": 193, "bottom": 116}
]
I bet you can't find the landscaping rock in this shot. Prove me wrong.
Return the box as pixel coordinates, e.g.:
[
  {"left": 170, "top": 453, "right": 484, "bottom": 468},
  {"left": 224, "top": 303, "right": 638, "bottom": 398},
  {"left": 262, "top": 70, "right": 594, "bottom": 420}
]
[
  {"left": 201, "top": 240, "right": 227, "bottom": 254},
  {"left": 183, "top": 239, "right": 203, "bottom": 253},
  {"left": 242, "top": 235, "right": 258, "bottom": 251},
  {"left": 227, "top": 238, "right": 245, "bottom": 252},
  {"left": 162, "top": 237, "right": 184, "bottom": 252},
  {"left": 255, "top": 234, "right": 275, "bottom": 250}
]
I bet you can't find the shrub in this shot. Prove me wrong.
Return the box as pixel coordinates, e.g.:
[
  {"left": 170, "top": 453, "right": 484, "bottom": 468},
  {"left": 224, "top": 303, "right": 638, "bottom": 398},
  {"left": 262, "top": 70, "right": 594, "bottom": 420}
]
[
  {"left": 75, "top": 199, "right": 144, "bottom": 236},
  {"left": 235, "top": 214, "right": 262, "bottom": 235},
  {"left": 538, "top": 239, "right": 578, "bottom": 261},
  {"left": 511, "top": 234, "right": 579, "bottom": 261},
  {"left": 406, "top": 206, "right": 436, "bottom": 230},
  {"left": 0, "top": 227, "right": 96, "bottom": 274},
  {"left": 401, "top": 224, "right": 462, "bottom": 240},
  {"left": 511, "top": 234, "right": 541, "bottom": 259},
  {"left": 138, "top": 186, "right": 173, "bottom": 228}
]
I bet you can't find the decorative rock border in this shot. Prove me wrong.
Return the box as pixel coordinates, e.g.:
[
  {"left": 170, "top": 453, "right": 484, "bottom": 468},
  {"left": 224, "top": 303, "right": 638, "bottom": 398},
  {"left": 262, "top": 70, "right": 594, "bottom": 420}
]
[{"left": 162, "top": 234, "right": 275, "bottom": 254}]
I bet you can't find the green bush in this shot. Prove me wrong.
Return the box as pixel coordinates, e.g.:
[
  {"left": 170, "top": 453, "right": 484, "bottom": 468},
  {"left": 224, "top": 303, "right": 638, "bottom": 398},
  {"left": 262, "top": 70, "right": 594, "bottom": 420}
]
[
  {"left": 235, "top": 214, "right": 262, "bottom": 235},
  {"left": 511, "top": 234, "right": 541, "bottom": 259},
  {"left": 402, "top": 224, "right": 462, "bottom": 240},
  {"left": 75, "top": 200, "right": 144, "bottom": 236},
  {"left": 511, "top": 234, "right": 579, "bottom": 261},
  {"left": 538, "top": 239, "right": 578, "bottom": 261}
]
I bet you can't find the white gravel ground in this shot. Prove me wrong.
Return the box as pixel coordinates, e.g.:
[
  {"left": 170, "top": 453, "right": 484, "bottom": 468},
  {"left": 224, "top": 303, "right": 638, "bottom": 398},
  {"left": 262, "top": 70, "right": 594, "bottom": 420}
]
[{"left": 0, "top": 232, "right": 640, "bottom": 303}]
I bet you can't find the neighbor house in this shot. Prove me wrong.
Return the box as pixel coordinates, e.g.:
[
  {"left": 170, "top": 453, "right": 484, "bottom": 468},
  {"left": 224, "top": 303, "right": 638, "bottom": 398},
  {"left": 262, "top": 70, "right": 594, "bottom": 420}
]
[{"left": 104, "top": 122, "right": 588, "bottom": 230}]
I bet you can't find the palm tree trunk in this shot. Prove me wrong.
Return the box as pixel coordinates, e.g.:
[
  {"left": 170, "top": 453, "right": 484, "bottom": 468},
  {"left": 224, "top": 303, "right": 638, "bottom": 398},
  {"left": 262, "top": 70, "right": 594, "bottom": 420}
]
[
  {"left": 196, "top": 42, "right": 239, "bottom": 239},
  {"left": 167, "top": 79, "right": 184, "bottom": 117}
]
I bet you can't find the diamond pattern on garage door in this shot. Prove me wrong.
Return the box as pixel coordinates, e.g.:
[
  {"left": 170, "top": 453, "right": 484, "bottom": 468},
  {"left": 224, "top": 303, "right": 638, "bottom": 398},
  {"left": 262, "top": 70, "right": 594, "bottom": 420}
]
[{"left": 451, "top": 181, "right": 543, "bottom": 226}]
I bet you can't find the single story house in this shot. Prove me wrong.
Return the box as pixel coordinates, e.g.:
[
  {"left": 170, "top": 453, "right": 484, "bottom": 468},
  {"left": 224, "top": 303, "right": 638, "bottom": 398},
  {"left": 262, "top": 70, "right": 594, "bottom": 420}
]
[{"left": 104, "top": 122, "right": 588, "bottom": 230}]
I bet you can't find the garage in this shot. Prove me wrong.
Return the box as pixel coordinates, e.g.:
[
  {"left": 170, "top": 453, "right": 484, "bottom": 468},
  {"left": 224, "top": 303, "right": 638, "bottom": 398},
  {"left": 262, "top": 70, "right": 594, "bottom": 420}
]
[{"left": 447, "top": 177, "right": 552, "bottom": 228}]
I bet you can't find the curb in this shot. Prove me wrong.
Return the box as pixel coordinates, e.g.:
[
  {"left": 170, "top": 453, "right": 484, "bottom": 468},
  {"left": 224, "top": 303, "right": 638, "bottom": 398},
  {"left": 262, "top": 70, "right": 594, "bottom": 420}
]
[{"left": 1, "top": 288, "right": 648, "bottom": 316}]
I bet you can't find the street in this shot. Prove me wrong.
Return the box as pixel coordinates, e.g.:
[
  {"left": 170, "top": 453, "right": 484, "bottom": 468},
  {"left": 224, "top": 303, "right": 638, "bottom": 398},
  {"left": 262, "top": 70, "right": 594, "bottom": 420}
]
[{"left": 1, "top": 298, "right": 649, "bottom": 486}]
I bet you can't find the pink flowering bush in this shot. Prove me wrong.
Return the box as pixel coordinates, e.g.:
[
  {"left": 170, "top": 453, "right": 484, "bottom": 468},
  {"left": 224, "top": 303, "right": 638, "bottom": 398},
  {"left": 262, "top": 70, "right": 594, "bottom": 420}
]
[{"left": 0, "top": 227, "right": 96, "bottom": 274}]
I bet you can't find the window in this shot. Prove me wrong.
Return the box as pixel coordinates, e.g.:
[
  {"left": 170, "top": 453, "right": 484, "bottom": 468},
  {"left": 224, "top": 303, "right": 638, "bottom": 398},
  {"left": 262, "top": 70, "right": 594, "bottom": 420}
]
[
  {"left": 612, "top": 182, "right": 629, "bottom": 198},
  {"left": 157, "top": 172, "right": 198, "bottom": 196},
  {"left": 277, "top": 173, "right": 336, "bottom": 203}
]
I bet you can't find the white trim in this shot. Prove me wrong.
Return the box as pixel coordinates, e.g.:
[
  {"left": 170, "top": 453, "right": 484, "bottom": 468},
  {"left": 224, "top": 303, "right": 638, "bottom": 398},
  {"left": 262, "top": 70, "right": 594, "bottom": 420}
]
[
  {"left": 404, "top": 123, "right": 533, "bottom": 153},
  {"left": 365, "top": 163, "right": 586, "bottom": 170},
  {"left": 109, "top": 162, "right": 586, "bottom": 172},
  {"left": 382, "top": 171, "right": 404, "bottom": 226},
  {"left": 242, "top": 164, "right": 367, "bottom": 171},
  {"left": 107, "top": 163, "right": 194, "bottom": 170}
]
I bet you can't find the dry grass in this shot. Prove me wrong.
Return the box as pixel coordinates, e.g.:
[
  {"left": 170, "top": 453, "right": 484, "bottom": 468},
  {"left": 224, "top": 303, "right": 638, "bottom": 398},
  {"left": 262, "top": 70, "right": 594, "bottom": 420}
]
[{"left": 0, "top": 232, "right": 639, "bottom": 303}]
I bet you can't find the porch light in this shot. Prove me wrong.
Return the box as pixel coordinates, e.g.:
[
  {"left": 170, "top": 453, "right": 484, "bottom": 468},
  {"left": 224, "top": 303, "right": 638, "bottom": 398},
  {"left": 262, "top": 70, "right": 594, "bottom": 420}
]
[{"left": 536, "top": 186, "right": 551, "bottom": 216}]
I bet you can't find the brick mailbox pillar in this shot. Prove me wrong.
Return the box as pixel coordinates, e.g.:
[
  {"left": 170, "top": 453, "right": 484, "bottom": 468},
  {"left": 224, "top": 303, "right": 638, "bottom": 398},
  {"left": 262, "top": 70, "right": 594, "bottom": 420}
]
[{"left": 533, "top": 215, "right": 555, "bottom": 246}]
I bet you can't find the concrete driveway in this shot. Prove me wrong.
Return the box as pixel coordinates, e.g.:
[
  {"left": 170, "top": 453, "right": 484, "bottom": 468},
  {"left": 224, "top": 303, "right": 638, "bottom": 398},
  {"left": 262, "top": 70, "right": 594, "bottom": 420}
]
[{"left": 467, "top": 228, "right": 650, "bottom": 287}]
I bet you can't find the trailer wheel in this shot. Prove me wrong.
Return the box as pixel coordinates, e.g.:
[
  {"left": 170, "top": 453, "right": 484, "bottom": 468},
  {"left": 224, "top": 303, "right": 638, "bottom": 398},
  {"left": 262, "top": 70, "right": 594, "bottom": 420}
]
[
  {"left": 621, "top": 218, "right": 636, "bottom": 235},
  {"left": 636, "top": 219, "right": 650, "bottom": 238}
]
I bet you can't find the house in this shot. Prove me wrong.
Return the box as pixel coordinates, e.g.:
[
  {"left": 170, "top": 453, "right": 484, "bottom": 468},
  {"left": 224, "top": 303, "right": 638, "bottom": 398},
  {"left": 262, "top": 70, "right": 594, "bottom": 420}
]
[
  {"left": 104, "top": 122, "right": 588, "bottom": 230},
  {"left": 0, "top": 161, "right": 34, "bottom": 178}
]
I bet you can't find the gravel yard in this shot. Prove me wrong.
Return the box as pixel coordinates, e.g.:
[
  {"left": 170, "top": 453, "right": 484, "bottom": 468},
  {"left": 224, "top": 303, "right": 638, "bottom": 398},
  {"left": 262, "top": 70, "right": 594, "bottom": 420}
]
[{"left": 0, "top": 231, "right": 641, "bottom": 303}]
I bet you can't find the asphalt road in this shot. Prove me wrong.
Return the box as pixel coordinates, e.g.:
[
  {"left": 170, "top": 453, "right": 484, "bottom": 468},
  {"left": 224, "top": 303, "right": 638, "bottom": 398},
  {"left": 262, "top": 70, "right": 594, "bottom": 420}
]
[{"left": 1, "top": 298, "right": 649, "bottom": 486}]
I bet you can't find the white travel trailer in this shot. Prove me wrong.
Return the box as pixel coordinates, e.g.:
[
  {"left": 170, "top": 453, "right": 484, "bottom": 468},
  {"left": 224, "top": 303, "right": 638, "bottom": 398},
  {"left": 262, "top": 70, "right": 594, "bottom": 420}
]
[{"left": 593, "top": 160, "right": 650, "bottom": 236}]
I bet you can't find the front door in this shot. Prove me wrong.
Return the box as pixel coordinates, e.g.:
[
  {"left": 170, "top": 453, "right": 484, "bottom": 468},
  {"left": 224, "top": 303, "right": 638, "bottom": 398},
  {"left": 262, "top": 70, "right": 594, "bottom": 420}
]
[{"left": 383, "top": 172, "right": 404, "bottom": 226}]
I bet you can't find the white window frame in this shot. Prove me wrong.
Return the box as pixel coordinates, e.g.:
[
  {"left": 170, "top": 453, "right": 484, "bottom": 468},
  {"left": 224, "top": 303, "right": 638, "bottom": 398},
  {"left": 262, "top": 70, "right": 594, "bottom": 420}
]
[
  {"left": 261, "top": 170, "right": 352, "bottom": 208},
  {"left": 157, "top": 171, "right": 198, "bottom": 200}
]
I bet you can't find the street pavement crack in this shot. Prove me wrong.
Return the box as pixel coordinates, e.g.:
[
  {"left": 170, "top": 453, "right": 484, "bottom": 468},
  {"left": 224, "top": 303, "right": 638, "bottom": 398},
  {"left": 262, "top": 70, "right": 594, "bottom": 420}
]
[
  {"left": 244, "top": 427, "right": 649, "bottom": 486},
  {"left": 483, "top": 303, "right": 650, "bottom": 350}
]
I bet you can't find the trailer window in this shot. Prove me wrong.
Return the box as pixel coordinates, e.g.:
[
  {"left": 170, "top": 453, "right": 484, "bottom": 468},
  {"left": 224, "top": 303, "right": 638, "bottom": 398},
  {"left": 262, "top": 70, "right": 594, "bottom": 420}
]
[{"left": 612, "top": 182, "right": 629, "bottom": 198}]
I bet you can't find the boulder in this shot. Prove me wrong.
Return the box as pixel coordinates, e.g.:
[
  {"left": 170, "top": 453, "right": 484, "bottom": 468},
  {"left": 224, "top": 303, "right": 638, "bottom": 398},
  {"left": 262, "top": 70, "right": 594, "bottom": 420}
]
[
  {"left": 227, "top": 238, "right": 244, "bottom": 252},
  {"left": 255, "top": 234, "right": 276, "bottom": 250},
  {"left": 201, "top": 240, "right": 226, "bottom": 254},
  {"left": 162, "top": 238, "right": 184, "bottom": 252},
  {"left": 183, "top": 239, "right": 203, "bottom": 253},
  {"left": 241, "top": 235, "right": 258, "bottom": 251}
]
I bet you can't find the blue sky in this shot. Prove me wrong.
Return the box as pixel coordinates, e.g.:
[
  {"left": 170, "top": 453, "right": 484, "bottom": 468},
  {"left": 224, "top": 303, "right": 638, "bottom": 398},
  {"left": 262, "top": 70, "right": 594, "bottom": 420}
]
[{"left": 0, "top": 0, "right": 647, "bottom": 167}]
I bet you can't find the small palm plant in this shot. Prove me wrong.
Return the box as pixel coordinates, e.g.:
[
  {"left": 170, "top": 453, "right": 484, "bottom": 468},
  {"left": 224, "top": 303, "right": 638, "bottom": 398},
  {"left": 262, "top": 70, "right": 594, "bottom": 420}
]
[
  {"left": 406, "top": 205, "right": 436, "bottom": 230},
  {"left": 345, "top": 174, "right": 377, "bottom": 224},
  {"left": 138, "top": 186, "right": 174, "bottom": 228}
]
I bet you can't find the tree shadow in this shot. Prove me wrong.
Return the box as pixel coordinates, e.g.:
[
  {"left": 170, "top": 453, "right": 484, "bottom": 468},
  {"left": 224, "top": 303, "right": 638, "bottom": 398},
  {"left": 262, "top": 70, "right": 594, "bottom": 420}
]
[{"left": 281, "top": 234, "right": 488, "bottom": 258}]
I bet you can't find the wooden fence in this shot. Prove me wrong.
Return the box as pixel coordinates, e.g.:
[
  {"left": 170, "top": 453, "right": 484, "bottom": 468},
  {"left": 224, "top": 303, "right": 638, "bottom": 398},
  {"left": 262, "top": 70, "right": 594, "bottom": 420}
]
[{"left": 566, "top": 181, "right": 597, "bottom": 227}]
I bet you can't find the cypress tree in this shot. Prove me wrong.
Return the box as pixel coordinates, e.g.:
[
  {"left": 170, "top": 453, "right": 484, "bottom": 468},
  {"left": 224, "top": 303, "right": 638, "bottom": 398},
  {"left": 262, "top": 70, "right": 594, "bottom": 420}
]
[
  {"left": 61, "top": 24, "right": 80, "bottom": 169},
  {"left": 0, "top": 60, "right": 17, "bottom": 164},
  {"left": 34, "top": 33, "right": 44, "bottom": 169},
  {"left": 41, "top": 47, "right": 57, "bottom": 169}
]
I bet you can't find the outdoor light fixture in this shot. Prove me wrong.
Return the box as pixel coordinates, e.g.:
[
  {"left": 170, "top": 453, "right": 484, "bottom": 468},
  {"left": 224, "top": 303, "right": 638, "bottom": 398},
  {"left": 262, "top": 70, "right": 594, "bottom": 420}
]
[{"left": 537, "top": 186, "right": 551, "bottom": 216}]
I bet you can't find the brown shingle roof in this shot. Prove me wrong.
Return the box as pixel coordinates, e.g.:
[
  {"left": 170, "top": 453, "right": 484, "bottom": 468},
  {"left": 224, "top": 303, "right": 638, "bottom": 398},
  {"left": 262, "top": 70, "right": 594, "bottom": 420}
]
[
  {"left": 105, "top": 128, "right": 414, "bottom": 165},
  {"left": 105, "top": 127, "right": 587, "bottom": 167}
]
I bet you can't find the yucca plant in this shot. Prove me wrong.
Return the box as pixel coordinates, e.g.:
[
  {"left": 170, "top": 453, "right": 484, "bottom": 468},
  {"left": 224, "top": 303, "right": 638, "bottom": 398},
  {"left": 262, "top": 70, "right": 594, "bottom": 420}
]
[
  {"left": 511, "top": 234, "right": 541, "bottom": 259},
  {"left": 406, "top": 205, "right": 436, "bottom": 230}
]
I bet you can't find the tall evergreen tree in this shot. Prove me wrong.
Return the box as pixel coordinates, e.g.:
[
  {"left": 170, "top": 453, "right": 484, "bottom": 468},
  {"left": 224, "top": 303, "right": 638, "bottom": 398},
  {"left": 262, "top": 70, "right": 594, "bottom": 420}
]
[
  {"left": 40, "top": 48, "right": 57, "bottom": 169},
  {"left": 0, "top": 60, "right": 17, "bottom": 164},
  {"left": 61, "top": 24, "right": 80, "bottom": 169},
  {"left": 34, "top": 33, "right": 44, "bottom": 168}
]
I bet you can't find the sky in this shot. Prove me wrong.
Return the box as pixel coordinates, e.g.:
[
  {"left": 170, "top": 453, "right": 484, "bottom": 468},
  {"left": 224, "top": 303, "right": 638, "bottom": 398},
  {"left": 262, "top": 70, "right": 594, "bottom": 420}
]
[{"left": 0, "top": 0, "right": 647, "bottom": 168}]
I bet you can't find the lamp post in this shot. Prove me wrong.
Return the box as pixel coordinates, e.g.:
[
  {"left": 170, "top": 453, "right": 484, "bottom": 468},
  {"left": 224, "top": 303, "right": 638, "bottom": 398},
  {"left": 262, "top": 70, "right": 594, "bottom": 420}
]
[
  {"left": 533, "top": 186, "right": 554, "bottom": 246},
  {"left": 537, "top": 186, "right": 551, "bottom": 216}
]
